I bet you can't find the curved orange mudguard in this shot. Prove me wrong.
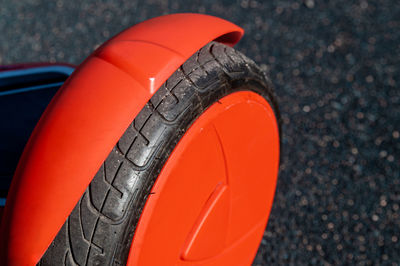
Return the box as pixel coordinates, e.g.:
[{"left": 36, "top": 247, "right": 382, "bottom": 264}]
[{"left": 0, "top": 13, "right": 243, "bottom": 265}]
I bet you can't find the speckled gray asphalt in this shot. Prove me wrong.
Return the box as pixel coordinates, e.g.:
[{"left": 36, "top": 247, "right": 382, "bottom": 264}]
[{"left": 1, "top": 0, "right": 399, "bottom": 265}]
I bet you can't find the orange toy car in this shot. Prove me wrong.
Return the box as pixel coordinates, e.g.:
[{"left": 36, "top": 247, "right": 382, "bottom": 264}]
[{"left": 0, "top": 14, "right": 280, "bottom": 265}]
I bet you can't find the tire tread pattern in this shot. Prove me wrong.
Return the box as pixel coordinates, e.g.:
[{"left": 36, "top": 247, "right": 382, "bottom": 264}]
[{"left": 39, "top": 42, "right": 278, "bottom": 265}]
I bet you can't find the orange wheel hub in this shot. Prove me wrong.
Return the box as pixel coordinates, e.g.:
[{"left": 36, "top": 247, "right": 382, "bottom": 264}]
[{"left": 127, "top": 91, "right": 280, "bottom": 265}]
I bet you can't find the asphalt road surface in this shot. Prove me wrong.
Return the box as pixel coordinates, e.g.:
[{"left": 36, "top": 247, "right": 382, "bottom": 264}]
[{"left": 1, "top": 0, "right": 399, "bottom": 265}]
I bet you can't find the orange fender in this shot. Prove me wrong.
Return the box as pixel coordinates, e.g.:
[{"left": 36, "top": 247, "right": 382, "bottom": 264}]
[{"left": 0, "top": 14, "right": 243, "bottom": 265}]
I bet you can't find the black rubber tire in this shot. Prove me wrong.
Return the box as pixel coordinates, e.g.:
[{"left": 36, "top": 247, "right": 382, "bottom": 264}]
[{"left": 39, "top": 41, "right": 279, "bottom": 266}]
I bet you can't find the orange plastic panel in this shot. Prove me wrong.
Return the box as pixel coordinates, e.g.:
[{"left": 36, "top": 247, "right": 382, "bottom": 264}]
[
  {"left": 0, "top": 14, "right": 243, "bottom": 265},
  {"left": 127, "top": 91, "right": 280, "bottom": 266}
]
